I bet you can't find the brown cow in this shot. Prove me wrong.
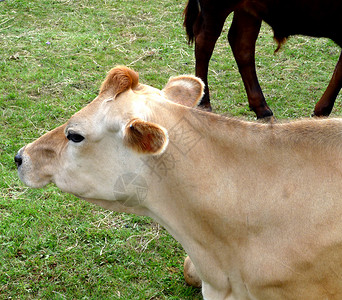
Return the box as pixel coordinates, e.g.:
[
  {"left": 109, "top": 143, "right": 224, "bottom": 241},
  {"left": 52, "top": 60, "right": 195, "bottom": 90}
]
[
  {"left": 15, "top": 66, "right": 342, "bottom": 299},
  {"left": 184, "top": 0, "right": 342, "bottom": 118}
]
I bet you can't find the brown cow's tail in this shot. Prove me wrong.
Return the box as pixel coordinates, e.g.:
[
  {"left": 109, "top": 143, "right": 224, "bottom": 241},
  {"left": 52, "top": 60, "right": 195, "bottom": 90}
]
[
  {"left": 274, "top": 35, "right": 288, "bottom": 53},
  {"left": 183, "top": 0, "right": 200, "bottom": 44}
]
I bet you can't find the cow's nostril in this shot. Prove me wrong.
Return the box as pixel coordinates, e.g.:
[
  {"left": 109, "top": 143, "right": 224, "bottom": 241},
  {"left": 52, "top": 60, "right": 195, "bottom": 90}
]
[{"left": 14, "top": 154, "right": 23, "bottom": 168}]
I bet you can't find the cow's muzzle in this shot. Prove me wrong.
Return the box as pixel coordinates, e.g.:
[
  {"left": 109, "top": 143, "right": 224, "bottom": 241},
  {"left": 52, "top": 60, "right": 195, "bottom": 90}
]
[{"left": 14, "top": 153, "right": 23, "bottom": 168}]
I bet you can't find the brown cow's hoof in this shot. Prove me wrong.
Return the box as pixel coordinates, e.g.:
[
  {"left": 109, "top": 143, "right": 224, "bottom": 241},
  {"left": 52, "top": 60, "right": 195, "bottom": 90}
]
[
  {"left": 258, "top": 115, "right": 276, "bottom": 124},
  {"left": 255, "top": 106, "right": 274, "bottom": 120},
  {"left": 198, "top": 101, "right": 212, "bottom": 112},
  {"left": 312, "top": 105, "right": 334, "bottom": 118},
  {"left": 312, "top": 112, "right": 328, "bottom": 118},
  {"left": 184, "top": 256, "right": 202, "bottom": 288}
]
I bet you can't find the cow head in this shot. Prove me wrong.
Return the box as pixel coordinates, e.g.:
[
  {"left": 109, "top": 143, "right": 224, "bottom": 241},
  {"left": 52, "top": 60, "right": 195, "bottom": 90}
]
[{"left": 15, "top": 66, "right": 204, "bottom": 204}]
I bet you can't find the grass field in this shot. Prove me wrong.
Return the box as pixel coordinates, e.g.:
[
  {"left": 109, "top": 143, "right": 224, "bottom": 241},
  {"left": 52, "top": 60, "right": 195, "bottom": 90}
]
[{"left": 1, "top": 0, "right": 341, "bottom": 299}]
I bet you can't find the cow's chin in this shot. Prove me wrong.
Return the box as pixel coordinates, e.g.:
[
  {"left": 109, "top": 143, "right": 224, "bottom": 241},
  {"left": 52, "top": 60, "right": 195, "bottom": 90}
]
[
  {"left": 53, "top": 179, "right": 95, "bottom": 200},
  {"left": 17, "top": 171, "right": 50, "bottom": 189}
]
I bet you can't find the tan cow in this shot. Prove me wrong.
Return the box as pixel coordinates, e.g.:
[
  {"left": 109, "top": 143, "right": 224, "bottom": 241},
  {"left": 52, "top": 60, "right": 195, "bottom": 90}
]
[{"left": 15, "top": 66, "right": 342, "bottom": 299}]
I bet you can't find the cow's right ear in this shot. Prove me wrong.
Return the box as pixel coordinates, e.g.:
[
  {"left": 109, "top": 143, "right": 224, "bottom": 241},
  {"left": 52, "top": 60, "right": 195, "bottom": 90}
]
[
  {"left": 162, "top": 75, "right": 204, "bottom": 107},
  {"left": 100, "top": 66, "right": 139, "bottom": 97},
  {"left": 123, "top": 118, "right": 169, "bottom": 155}
]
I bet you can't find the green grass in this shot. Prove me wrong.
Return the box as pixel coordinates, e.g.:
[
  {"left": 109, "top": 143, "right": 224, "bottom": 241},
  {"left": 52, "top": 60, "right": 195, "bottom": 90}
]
[{"left": 1, "top": 0, "right": 341, "bottom": 299}]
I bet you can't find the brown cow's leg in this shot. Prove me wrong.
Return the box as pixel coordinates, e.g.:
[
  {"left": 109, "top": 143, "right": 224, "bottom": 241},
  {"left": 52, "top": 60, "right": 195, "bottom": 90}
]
[
  {"left": 313, "top": 51, "right": 342, "bottom": 117},
  {"left": 193, "top": 11, "right": 229, "bottom": 111},
  {"left": 228, "top": 10, "right": 273, "bottom": 119}
]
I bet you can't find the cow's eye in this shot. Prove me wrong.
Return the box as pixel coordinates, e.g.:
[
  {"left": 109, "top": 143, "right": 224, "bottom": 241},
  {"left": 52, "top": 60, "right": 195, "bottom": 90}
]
[{"left": 67, "top": 132, "right": 85, "bottom": 143}]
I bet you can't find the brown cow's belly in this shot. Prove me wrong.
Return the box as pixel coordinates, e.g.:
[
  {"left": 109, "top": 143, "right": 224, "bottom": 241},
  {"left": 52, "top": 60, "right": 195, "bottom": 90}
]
[{"left": 250, "top": 1, "right": 342, "bottom": 47}]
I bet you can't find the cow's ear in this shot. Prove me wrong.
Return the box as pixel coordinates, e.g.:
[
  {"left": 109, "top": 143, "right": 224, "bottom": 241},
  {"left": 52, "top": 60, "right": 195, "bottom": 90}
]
[
  {"left": 162, "top": 75, "right": 204, "bottom": 107},
  {"left": 100, "top": 66, "right": 139, "bottom": 97},
  {"left": 124, "top": 118, "right": 169, "bottom": 155}
]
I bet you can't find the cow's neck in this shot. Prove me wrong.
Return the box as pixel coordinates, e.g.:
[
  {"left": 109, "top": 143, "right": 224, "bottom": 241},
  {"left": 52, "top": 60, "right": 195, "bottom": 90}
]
[{"left": 141, "top": 103, "right": 269, "bottom": 273}]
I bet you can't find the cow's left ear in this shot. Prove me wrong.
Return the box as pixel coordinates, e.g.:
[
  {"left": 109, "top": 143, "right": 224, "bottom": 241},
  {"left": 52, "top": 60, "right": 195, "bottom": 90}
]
[
  {"left": 124, "top": 118, "right": 169, "bottom": 155},
  {"left": 162, "top": 75, "right": 204, "bottom": 107},
  {"left": 100, "top": 66, "right": 139, "bottom": 97}
]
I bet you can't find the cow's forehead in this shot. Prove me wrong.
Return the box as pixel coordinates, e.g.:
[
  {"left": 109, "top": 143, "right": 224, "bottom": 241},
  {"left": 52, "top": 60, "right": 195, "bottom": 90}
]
[
  {"left": 66, "top": 97, "right": 104, "bottom": 129},
  {"left": 65, "top": 83, "right": 166, "bottom": 134},
  {"left": 134, "top": 83, "right": 163, "bottom": 95}
]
